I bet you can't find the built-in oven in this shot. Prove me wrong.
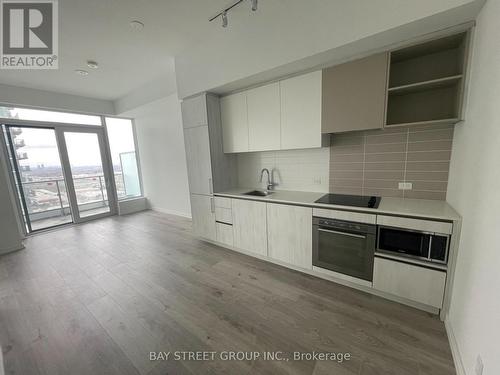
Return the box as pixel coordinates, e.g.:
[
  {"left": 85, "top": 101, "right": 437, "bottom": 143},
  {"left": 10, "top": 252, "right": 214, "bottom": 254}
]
[
  {"left": 312, "top": 217, "right": 376, "bottom": 281},
  {"left": 377, "top": 226, "right": 449, "bottom": 264}
]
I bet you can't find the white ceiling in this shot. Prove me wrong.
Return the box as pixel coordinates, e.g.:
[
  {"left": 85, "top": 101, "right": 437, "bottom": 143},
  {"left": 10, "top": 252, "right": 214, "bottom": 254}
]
[{"left": 0, "top": 0, "right": 230, "bottom": 100}]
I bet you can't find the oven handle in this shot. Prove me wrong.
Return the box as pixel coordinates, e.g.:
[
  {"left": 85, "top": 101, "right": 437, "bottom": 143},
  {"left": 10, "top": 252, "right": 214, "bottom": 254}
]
[{"left": 317, "top": 228, "right": 366, "bottom": 239}]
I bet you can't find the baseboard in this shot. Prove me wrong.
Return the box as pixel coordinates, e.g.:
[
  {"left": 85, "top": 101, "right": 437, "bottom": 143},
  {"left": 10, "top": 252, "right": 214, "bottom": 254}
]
[
  {"left": 445, "top": 316, "right": 466, "bottom": 375},
  {"left": 151, "top": 206, "right": 192, "bottom": 219},
  {"left": 0, "top": 242, "right": 24, "bottom": 256}
]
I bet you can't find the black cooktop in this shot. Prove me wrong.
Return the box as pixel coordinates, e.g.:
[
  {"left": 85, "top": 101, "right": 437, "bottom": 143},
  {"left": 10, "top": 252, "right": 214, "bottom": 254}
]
[{"left": 315, "top": 194, "right": 381, "bottom": 208}]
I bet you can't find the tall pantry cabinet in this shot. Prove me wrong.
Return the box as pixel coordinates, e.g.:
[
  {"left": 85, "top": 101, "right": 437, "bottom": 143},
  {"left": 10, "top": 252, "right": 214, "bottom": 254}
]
[{"left": 181, "top": 93, "right": 237, "bottom": 240}]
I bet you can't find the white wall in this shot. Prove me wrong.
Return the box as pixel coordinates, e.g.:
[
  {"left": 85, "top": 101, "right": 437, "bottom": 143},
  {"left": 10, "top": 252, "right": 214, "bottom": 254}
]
[
  {"left": 175, "top": 0, "right": 484, "bottom": 98},
  {"left": 237, "top": 148, "right": 330, "bottom": 193},
  {"left": 446, "top": 1, "right": 500, "bottom": 374},
  {"left": 0, "top": 151, "right": 23, "bottom": 254},
  {"left": 120, "top": 94, "right": 191, "bottom": 218}
]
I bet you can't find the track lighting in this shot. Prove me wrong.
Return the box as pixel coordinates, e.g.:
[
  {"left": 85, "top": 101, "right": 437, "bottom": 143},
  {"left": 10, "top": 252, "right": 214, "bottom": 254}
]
[
  {"left": 209, "top": 0, "right": 259, "bottom": 28},
  {"left": 222, "top": 11, "right": 228, "bottom": 28}
]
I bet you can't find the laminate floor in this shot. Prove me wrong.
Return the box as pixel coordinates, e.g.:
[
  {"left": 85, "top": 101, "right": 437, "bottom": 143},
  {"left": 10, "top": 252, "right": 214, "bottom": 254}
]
[{"left": 0, "top": 211, "right": 456, "bottom": 375}]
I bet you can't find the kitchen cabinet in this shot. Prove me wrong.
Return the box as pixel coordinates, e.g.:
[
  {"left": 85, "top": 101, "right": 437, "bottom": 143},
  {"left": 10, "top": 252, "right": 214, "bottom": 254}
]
[
  {"left": 183, "top": 125, "right": 213, "bottom": 195},
  {"left": 216, "top": 222, "right": 233, "bottom": 247},
  {"left": 373, "top": 257, "right": 446, "bottom": 308},
  {"left": 190, "top": 194, "right": 216, "bottom": 241},
  {"left": 247, "top": 82, "right": 281, "bottom": 151},
  {"left": 220, "top": 92, "right": 248, "bottom": 153},
  {"left": 267, "top": 203, "right": 312, "bottom": 269},
  {"left": 181, "top": 94, "right": 207, "bottom": 129},
  {"left": 232, "top": 199, "right": 267, "bottom": 256},
  {"left": 322, "top": 53, "right": 389, "bottom": 133},
  {"left": 280, "top": 71, "right": 323, "bottom": 150},
  {"left": 386, "top": 32, "right": 469, "bottom": 127}
]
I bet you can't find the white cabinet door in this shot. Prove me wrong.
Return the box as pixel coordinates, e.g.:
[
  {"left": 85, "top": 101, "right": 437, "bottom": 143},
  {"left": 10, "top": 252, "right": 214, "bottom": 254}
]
[
  {"left": 220, "top": 92, "right": 248, "bottom": 153},
  {"left": 247, "top": 82, "right": 281, "bottom": 151},
  {"left": 267, "top": 203, "right": 312, "bottom": 269},
  {"left": 280, "top": 71, "right": 322, "bottom": 150},
  {"left": 183, "top": 125, "right": 213, "bottom": 195},
  {"left": 232, "top": 199, "right": 267, "bottom": 256},
  {"left": 181, "top": 94, "right": 207, "bottom": 129},
  {"left": 190, "top": 194, "right": 216, "bottom": 241},
  {"left": 373, "top": 257, "right": 446, "bottom": 308}
]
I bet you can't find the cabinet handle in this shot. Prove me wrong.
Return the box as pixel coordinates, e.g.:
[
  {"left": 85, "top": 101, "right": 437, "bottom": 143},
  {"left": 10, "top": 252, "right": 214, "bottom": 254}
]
[
  {"left": 209, "top": 178, "right": 213, "bottom": 194},
  {"left": 210, "top": 197, "right": 215, "bottom": 213},
  {"left": 318, "top": 228, "right": 366, "bottom": 239}
]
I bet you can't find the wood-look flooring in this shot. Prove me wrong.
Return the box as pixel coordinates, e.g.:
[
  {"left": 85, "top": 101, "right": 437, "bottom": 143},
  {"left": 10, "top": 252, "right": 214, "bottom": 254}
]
[{"left": 0, "top": 211, "right": 456, "bottom": 375}]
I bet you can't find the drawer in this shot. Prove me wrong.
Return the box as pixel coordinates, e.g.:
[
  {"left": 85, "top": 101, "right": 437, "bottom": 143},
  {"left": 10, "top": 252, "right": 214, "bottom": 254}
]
[
  {"left": 214, "top": 196, "right": 232, "bottom": 209},
  {"left": 377, "top": 215, "right": 452, "bottom": 235},
  {"left": 216, "top": 222, "right": 233, "bottom": 247},
  {"left": 215, "top": 207, "right": 232, "bottom": 224},
  {"left": 373, "top": 257, "right": 446, "bottom": 308},
  {"left": 313, "top": 208, "right": 376, "bottom": 225}
]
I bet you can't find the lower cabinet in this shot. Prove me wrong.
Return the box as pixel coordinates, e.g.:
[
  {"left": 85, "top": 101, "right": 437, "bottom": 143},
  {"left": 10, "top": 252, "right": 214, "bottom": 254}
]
[
  {"left": 216, "top": 222, "right": 233, "bottom": 247},
  {"left": 373, "top": 257, "right": 446, "bottom": 308},
  {"left": 267, "top": 203, "right": 312, "bottom": 269},
  {"left": 232, "top": 199, "right": 267, "bottom": 256},
  {"left": 190, "top": 194, "right": 216, "bottom": 241}
]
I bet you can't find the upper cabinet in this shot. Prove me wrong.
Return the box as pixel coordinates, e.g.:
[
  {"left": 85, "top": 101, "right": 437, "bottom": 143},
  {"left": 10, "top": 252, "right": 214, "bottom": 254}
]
[
  {"left": 386, "top": 32, "right": 469, "bottom": 126},
  {"left": 322, "top": 53, "right": 389, "bottom": 133},
  {"left": 220, "top": 92, "right": 248, "bottom": 153},
  {"left": 221, "top": 72, "right": 324, "bottom": 153},
  {"left": 247, "top": 82, "right": 281, "bottom": 151},
  {"left": 280, "top": 71, "right": 322, "bottom": 150}
]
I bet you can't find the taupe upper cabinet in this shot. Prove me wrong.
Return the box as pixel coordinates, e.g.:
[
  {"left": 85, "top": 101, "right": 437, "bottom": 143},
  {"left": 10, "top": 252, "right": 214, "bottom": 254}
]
[{"left": 322, "top": 53, "right": 389, "bottom": 133}]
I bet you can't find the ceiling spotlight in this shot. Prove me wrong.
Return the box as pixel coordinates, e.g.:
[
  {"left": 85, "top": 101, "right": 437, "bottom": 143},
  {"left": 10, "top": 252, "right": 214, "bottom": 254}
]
[
  {"left": 221, "top": 11, "right": 228, "bottom": 28},
  {"left": 251, "top": 0, "right": 258, "bottom": 11},
  {"left": 129, "top": 20, "right": 144, "bottom": 31},
  {"left": 75, "top": 69, "right": 89, "bottom": 76},
  {"left": 86, "top": 60, "right": 98, "bottom": 69}
]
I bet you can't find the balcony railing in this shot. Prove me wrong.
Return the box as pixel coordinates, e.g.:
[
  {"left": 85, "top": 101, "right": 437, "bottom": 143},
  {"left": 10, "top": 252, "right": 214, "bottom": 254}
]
[{"left": 20, "top": 174, "right": 126, "bottom": 222}]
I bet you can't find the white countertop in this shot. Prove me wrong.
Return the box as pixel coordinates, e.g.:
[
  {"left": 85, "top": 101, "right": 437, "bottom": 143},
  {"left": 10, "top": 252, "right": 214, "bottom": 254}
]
[{"left": 214, "top": 188, "right": 460, "bottom": 221}]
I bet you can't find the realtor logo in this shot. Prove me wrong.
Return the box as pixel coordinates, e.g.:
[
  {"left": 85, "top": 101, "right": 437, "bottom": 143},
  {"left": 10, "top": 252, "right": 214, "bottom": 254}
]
[{"left": 1, "top": 0, "right": 58, "bottom": 69}]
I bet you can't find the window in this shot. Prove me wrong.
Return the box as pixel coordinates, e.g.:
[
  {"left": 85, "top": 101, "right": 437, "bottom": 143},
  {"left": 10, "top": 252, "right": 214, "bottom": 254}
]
[
  {"left": 0, "top": 106, "right": 102, "bottom": 125},
  {"left": 105, "top": 117, "right": 142, "bottom": 199}
]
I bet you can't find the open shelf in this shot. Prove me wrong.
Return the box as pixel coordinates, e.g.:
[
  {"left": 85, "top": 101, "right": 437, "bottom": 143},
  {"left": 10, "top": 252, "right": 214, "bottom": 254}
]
[
  {"left": 388, "top": 75, "right": 463, "bottom": 95},
  {"left": 385, "top": 32, "right": 469, "bottom": 127},
  {"left": 385, "top": 118, "right": 460, "bottom": 128}
]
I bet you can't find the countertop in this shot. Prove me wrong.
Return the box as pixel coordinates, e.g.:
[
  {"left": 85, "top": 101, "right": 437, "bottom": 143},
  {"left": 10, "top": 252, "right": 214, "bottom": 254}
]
[{"left": 214, "top": 188, "right": 460, "bottom": 221}]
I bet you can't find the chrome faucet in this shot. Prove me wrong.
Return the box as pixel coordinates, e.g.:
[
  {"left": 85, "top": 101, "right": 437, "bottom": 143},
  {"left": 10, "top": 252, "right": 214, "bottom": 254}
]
[{"left": 260, "top": 168, "right": 275, "bottom": 190}]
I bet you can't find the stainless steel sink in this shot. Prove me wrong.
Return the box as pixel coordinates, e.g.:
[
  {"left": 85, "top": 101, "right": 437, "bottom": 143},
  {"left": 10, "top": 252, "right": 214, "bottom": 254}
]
[{"left": 243, "top": 190, "right": 274, "bottom": 197}]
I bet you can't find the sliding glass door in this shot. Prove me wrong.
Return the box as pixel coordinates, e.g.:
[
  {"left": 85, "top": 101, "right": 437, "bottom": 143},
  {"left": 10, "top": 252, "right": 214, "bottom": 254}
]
[
  {"left": 2, "top": 124, "right": 117, "bottom": 233},
  {"left": 3, "top": 126, "right": 72, "bottom": 232},
  {"left": 56, "top": 127, "right": 117, "bottom": 223}
]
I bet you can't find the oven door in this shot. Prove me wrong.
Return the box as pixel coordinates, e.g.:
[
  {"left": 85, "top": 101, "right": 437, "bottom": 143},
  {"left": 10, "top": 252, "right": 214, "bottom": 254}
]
[{"left": 313, "top": 222, "right": 376, "bottom": 281}]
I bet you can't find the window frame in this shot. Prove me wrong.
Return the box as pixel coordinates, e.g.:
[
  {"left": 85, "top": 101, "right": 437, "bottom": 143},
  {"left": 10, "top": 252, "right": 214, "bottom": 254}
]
[{"left": 102, "top": 115, "right": 144, "bottom": 201}]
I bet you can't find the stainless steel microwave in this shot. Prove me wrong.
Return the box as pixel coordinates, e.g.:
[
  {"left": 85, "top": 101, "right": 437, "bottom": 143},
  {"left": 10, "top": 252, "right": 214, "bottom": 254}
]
[{"left": 377, "top": 226, "right": 449, "bottom": 264}]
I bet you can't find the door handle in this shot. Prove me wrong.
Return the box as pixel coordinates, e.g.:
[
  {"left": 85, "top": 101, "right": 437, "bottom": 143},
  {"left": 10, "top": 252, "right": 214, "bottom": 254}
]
[
  {"left": 318, "top": 228, "right": 366, "bottom": 239},
  {"left": 208, "top": 178, "right": 213, "bottom": 194},
  {"left": 210, "top": 197, "right": 215, "bottom": 213}
]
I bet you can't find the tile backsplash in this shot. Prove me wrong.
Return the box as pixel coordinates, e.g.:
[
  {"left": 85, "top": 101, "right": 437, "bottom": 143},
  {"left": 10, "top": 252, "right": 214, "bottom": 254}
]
[
  {"left": 329, "top": 124, "right": 454, "bottom": 200},
  {"left": 237, "top": 147, "right": 330, "bottom": 193}
]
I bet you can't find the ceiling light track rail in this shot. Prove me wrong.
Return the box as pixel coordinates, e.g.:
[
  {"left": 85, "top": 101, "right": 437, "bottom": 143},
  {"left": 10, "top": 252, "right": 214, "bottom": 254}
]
[{"left": 209, "top": 0, "right": 258, "bottom": 28}]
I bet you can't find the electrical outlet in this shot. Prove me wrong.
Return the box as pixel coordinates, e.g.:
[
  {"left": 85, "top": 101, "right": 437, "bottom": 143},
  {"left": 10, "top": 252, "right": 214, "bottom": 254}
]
[
  {"left": 313, "top": 178, "right": 322, "bottom": 185},
  {"left": 475, "top": 355, "right": 483, "bottom": 375},
  {"left": 398, "top": 182, "right": 413, "bottom": 190}
]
